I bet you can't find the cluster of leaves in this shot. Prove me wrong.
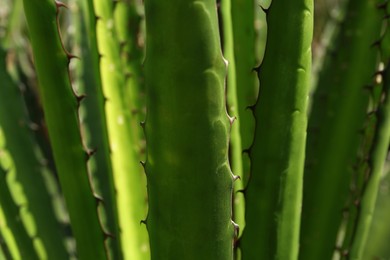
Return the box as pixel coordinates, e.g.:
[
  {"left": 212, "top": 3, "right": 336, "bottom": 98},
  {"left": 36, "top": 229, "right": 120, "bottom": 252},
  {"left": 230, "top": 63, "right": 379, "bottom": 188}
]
[{"left": 0, "top": 0, "right": 389, "bottom": 259}]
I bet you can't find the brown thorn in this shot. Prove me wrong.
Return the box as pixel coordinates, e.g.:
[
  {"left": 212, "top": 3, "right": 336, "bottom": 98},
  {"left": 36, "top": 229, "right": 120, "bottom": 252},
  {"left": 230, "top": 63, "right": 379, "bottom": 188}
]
[
  {"left": 55, "top": 1, "right": 68, "bottom": 10},
  {"left": 76, "top": 94, "right": 87, "bottom": 103},
  {"left": 354, "top": 199, "right": 361, "bottom": 207},
  {"left": 67, "top": 53, "right": 79, "bottom": 62},
  {"left": 124, "top": 72, "right": 133, "bottom": 80},
  {"left": 140, "top": 161, "right": 146, "bottom": 169},
  {"left": 235, "top": 237, "right": 241, "bottom": 249},
  {"left": 341, "top": 206, "right": 350, "bottom": 214},
  {"left": 113, "top": 0, "right": 120, "bottom": 8},
  {"left": 95, "top": 15, "right": 101, "bottom": 24},
  {"left": 131, "top": 109, "right": 139, "bottom": 115},
  {"left": 371, "top": 39, "right": 382, "bottom": 48},
  {"left": 119, "top": 41, "right": 127, "bottom": 50},
  {"left": 334, "top": 245, "right": 343, "bottom": 253},
  {"left": 245, "top": 104, "right": 256, "bottom": 112},
  {"left": 372, "top": 69, "right": 385, "bottom": 79},
  {"left": 103, "top": 232, "right": 116, "bottom": 240},
  {"left": 252, "top": 65, "right": 261, "bottom": 73},
  {"left": 88, "top": 148, "right": 97, "bottom": 156},
  {"left": 259, "top": 4, "right": 269, "bottom": 14},
  {"left": 377, "top": 1, "right": 388, "bottom": 10},
  {"left": 93, "top": 194, "right": 105, "bottom": 204},
  {"left": 232, "top": 174, "right": 241, "bottom": 181},
  {"left": 231, "top": 220, "right": 240, "bottom": 240},
  {"left": 85, "top": 148, "right": 97, "bottom": 161},
  {"left": 140, "top": 219, "right": 147, "bottom": 225},
  {"left": 140, "top": 121, "right": 146, "bottom": 128},
  {"left": 363, "top": 155, "right": 371, "bottom": 164},
  {"left": 228, "top": 116, "right": 236, "bottom": 126},
  {"left": 367, "top": 110, "right": 377, "bottom": 117},
  {"left": 3, "top": 168, "right": 11, "bottom": 175},
  {"left": 242, "top": 148, "right": 251, "bottom": 155},
  {"left": 236, "top": 189, "right": 246, "bottom": 195}
]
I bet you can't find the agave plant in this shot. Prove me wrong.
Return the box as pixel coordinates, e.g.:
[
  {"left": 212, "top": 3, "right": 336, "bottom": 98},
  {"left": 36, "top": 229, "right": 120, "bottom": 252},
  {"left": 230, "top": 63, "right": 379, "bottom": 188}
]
[{"left": 0, "top": 0, "right": 389, "bottom": 259}]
